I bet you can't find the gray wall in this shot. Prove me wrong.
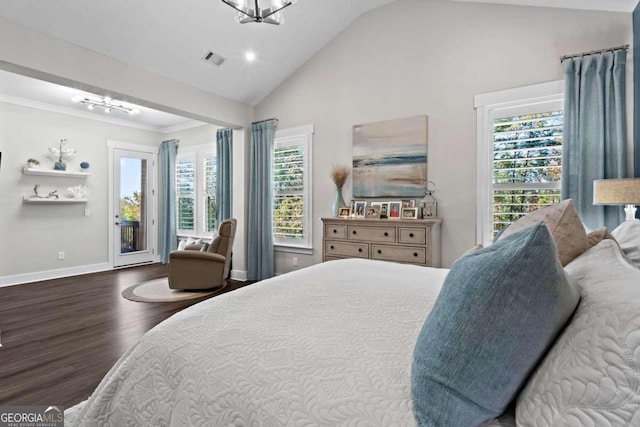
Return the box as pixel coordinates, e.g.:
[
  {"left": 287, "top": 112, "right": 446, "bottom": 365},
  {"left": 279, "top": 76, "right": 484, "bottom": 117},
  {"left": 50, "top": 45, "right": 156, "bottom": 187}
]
[
  {"left": 0, "top": 102, "right": 162, "bottom": 277},
  {"left": 256, "top": 0, "right": 633, "bottom": 272},
  {"left": 0, "top": 17, "right": 254, "bottom": 283}
]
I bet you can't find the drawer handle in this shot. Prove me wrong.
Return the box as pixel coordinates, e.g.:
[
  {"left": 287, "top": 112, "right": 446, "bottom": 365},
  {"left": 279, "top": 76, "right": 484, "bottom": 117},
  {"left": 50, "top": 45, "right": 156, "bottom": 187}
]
[
  {"left": 330, "top": 245, "right": 334, "bottom": 250},
  {"left": 377, "top": 249, "right": 382, "bottom": 254},
  {"left": 358, "top": 248, "right": 363, "bottom": 253},
  {"left": 413, "top": 252, "right": 418, "bottom": 257},
  {"left": 410, "top": 233, "right": 414, "bottom": 238},
  {"left": 384, "top": 232, "right": 389, "bottom": 237},
  {"left": 333, "top": 229, "right": 337, "bottom": 233},
  {"left": 352, "top": 230, "right": 357, "bottom": 235}
]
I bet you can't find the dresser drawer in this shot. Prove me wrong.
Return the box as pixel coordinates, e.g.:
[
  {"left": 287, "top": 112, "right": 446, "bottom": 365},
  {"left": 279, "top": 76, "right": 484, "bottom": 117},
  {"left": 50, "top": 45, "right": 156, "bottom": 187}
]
[
  {"left": 371, "top": 244, "right": 426, "bottom": 264},
  {"left": 348, "top": 225, "right": 396, "bottom": 243},
  {"left": 324, "top": 224, "right": 347, "bottom": 240},
  {"left": 325, "top": 241, "right": 369, "bottom": 258},
  {"left": 398, "top": 227, "right": 427, "bottom": 245}
]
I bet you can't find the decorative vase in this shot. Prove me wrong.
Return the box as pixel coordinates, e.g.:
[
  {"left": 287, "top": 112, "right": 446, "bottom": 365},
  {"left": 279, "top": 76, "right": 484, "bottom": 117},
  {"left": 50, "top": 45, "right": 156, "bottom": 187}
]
[
  {"left": 331, "top": 188, "right": 346, "bottom": 217},
  {"left": 54, "top": 161, "right": 67, "bottom": 171}
]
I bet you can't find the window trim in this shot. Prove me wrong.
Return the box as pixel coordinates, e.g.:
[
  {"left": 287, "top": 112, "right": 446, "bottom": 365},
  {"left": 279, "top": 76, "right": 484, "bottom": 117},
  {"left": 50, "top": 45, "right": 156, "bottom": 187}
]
[
  {"left": 176, "top": 143, "right": 217, "bottom": 238},
  {"left": 273, "top": 124, "right": 314, "bottom": 253},
  {"left": 474, "top": 80, "right": 564, "bottom": 246}
]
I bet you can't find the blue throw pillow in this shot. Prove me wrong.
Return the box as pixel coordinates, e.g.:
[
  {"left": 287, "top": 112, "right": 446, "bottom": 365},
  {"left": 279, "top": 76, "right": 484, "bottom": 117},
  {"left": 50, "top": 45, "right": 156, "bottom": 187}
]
[{"left": 411, "top": 222, "right": 580, "bottom": 426}]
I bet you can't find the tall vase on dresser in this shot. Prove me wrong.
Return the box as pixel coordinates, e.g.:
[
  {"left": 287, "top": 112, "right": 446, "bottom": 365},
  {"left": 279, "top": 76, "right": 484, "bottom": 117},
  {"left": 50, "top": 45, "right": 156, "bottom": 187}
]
[
  {"left": 330, "top": 165, "right": 350, "bottom": 217},
  {"left": 331, "top": 188, "right": 346, "bottom": 217}
]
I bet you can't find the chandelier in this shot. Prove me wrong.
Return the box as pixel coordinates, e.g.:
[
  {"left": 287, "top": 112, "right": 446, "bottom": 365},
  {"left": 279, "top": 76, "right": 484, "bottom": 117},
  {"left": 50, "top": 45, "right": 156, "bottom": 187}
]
[
  {"left": 221, "top": 0, "right": 296, "bottom": 25},
  {"left": 72, "top": 95, "right": 140, "bottom": 115}
]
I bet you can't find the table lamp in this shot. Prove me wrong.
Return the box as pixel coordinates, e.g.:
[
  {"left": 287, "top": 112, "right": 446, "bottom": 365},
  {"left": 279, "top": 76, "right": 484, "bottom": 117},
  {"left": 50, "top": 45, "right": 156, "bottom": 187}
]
[{"left": 593, "top": 178, "right": 640, "bottom": 221}]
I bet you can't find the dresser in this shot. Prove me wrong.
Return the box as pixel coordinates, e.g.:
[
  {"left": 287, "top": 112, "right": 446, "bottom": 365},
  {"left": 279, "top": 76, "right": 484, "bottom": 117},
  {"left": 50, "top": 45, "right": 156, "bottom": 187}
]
[{"left": 321, "top": 217, "right": 442, "bottom": 267}]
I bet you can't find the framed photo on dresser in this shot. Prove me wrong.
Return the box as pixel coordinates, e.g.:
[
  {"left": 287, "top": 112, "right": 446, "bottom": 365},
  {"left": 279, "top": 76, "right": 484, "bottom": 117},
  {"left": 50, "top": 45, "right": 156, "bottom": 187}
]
[
  {"left": 401, "top": 207, "right": 418, "bottom": 219},
  {"left": 388, "top": 201, "right": 402, "bottom": 219},
  {"left": 353, "top": 201, "right": 367, "bottom": 218},
  {"left": 365, "top": 206, "right": 380, "bottom": 219}
]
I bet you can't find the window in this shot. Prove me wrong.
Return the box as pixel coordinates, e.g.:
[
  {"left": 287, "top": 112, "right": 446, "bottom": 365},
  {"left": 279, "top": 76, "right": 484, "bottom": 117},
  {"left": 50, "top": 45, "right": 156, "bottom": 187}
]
[
  {"left": 273, "top": 125, "right": 313, "bottom": 252},
  {"left": 475, "top": 81, "right": 564, "bottom": 246},
  {"left": 203, "top": 154, "right": 217, "bottom": 234},
  {"left": 176, "top": 145, "right": 217, "bottom": 236},
  {"left": 176, "top": 155, "right": 195, "bottom": 233}
]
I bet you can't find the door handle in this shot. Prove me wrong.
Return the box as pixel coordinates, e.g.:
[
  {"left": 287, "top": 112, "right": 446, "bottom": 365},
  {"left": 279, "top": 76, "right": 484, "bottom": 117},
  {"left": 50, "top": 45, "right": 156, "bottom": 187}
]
[{"left": 115, "top": 222, "right": 121, "bottom": 226}]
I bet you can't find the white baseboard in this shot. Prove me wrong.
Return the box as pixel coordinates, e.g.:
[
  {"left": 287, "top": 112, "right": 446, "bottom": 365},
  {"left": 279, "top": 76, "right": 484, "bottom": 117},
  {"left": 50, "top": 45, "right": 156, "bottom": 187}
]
[
  {"left": 230, "top": 270, "right": 248, "bottom": 281},
  {"left": 0, "top": 263, "right": 112, "bottom": 288},
  {"left": 1, "top": 264, "right": 249, "bottom": 287}
]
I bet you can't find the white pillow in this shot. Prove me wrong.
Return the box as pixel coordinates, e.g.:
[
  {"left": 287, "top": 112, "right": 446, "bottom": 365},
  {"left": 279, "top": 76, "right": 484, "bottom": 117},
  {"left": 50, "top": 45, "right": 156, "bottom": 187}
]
[
  {"left": 516, "top": 239, "right": 640, "bottom": 426},
  {"left": 612, "top": 219, "right": 640, "bottom": 265},
  {"left": 177, "top": 237, "right": 201, "bottom": 251}
]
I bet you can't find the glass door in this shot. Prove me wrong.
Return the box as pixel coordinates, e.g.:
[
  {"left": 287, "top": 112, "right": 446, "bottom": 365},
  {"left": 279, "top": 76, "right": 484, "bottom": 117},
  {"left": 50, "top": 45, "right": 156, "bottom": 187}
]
[{"left": 113, "top": 148, "right": 154, "bottom": 267}]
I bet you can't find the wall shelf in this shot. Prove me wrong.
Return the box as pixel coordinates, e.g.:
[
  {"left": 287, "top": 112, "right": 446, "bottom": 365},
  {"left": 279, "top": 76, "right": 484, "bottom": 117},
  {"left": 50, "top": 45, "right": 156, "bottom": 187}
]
[
  {"left": 22, "top": 167, "right": 91, "bottom": 178},
  {"left": 23, "top": 197, "right": 88, "bottom": 204}
]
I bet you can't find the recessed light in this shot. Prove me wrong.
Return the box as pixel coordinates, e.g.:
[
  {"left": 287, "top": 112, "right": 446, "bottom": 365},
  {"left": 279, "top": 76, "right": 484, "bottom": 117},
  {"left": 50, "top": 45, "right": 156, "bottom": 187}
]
[{"left": 245, "top": 51, "right": 256, "bottom": 62}]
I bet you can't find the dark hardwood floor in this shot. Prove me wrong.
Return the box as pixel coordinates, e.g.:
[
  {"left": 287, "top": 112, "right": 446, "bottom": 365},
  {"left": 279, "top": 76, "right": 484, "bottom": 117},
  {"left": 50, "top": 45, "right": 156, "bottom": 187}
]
[{"left": 0, "top": 264, "right": 252, "bottom": 409}]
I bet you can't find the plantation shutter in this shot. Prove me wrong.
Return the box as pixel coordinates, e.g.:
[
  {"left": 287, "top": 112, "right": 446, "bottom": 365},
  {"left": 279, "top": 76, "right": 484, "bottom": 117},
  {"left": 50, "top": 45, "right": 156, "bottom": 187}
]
[
  {"left": 273, "top": 144, "right": 304, "bottom": 240},
  {"left": 492, "top": 108, "right": 563, "bottom": 238},
  {"left": 176, "top": 156, "right": 195, "bottom": 232},
  {"left": 203, "top": 154, "right": 217, "bottom": 233}
]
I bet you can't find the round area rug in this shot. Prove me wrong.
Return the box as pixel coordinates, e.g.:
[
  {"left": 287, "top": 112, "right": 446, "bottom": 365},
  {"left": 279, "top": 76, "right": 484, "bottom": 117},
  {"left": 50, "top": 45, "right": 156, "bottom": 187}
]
[{"left": 122, "top": 278, "right": 223, "bottom": 303}]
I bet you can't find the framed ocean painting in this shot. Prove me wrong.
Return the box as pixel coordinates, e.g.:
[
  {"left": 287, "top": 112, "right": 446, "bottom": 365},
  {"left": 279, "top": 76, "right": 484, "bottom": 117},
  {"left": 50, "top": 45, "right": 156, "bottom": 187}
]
[{"left": 352, "top": 115, "right": 428, "bottom": 197}]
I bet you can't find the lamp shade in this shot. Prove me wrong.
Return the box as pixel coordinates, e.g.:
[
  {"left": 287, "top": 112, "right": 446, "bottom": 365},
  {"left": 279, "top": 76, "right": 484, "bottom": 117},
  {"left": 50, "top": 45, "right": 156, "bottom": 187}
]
[{"left": 593, "top": 178, "right": 640, "bottom": 205}]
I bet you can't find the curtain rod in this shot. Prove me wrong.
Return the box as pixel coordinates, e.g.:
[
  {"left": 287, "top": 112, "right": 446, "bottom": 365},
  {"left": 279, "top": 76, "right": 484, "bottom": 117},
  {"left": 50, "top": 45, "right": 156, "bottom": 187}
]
[
  {"left": 162, "top": 138, "right": 179, "bottom": 147},
  {"left": 560, "top": 44, "right": 629, "bottom": 62},
  {"left": 252, "top": 118, "right": 278, "bottom": 125}
]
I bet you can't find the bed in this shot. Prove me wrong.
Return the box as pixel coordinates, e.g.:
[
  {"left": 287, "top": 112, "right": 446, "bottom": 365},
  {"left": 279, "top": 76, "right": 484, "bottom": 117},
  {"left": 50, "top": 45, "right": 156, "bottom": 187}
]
[
  {"left": 69, "top": 259, "right": 452, "bottom": 426},
  {"left": 67, "top": 216, "right": 640, "bottom": 426}
]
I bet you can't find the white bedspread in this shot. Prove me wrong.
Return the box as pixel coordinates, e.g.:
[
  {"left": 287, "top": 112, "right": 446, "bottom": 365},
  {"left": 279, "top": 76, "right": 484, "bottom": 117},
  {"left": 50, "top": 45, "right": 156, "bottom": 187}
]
[{"left": 71, "top": 259, "right": 449, "bottom": 426}]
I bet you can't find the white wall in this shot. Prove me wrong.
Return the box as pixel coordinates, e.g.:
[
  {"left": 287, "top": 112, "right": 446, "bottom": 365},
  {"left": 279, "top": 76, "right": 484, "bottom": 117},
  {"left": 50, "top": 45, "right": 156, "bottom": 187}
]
[
  {"left": 0, "top": 102, "right": 163, "bottom": 279},
  {"left": 256, "top": 0, "right": 633, "bottom": 271},
  {"left": 165, "top": 125, "right": 248, "bottom": 279}
]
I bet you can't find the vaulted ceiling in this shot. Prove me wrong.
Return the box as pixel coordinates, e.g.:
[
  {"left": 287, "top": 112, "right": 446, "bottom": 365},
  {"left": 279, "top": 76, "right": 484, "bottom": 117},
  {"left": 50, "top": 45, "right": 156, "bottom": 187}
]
[
  {"left": 0, "top": 0, "right": 635, "bottom": 129},
  {"left": 0, "top": 0, "right": 396, "bottom": 107}
]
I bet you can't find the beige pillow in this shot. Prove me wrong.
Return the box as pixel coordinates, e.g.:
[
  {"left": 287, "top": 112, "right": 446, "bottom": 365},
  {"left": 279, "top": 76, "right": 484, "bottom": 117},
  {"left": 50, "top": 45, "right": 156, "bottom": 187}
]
[
  {"left": 498, "top": 199, "right": 589, "bottom": 266},
  {"left": 586, "top": 226, "right": 614, "bottom": 248}
]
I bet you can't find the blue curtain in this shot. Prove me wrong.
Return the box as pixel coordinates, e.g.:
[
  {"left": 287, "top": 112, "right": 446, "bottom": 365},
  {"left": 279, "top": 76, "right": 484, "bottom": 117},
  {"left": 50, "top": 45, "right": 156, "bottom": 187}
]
[
  {"left": 216, "top": 128, "right": 233, "bottom": 226},
  {"left": 248, "top": 120, "right": 276, "bottom": 280},
  {"left": 159, "top": 139, "right": 178, "bottom": 264},
  {"left": 561, "top": 50, "right": 627, "bottom": 230}
]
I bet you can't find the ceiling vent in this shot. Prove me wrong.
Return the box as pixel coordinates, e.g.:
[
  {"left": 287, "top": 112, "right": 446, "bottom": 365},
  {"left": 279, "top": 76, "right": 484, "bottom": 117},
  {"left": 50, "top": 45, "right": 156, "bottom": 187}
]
[{"left": 201, "top": 50, "right": 226, "bottom": 67}]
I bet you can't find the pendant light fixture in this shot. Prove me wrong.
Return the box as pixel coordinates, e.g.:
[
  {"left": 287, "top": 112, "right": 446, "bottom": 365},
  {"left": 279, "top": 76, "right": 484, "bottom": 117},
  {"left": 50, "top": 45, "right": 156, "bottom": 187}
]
[{"left": 221, "top": 0, "right": 296, "bottom": 25}]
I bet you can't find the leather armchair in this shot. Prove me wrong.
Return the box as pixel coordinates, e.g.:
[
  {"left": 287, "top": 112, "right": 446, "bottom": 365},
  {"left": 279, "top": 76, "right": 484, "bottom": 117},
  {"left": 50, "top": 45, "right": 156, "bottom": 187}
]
[{"left": 168, "top": 218, "right": 237, "bottom": 290}]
